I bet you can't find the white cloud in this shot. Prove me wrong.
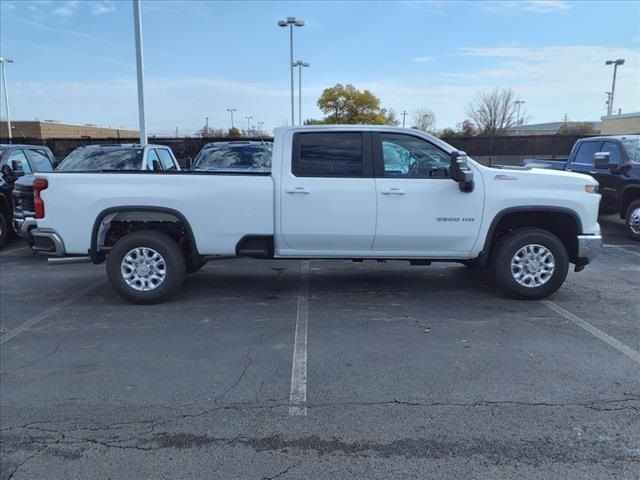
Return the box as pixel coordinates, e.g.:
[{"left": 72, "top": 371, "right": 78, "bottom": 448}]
[
  {"left": 0, "top": 2, "right": 16, "bottom": 11},
  {"left": 53, "top": 1, "right": 80, "bottom": 17},
  {"left": 90, "top": 1, "right": 115, "bottom": 15},
  {"left": 411, "top": 56, "right": 434, "bottom": 63}
]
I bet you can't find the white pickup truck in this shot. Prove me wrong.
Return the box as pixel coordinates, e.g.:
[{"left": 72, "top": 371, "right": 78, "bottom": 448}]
[{"left": 28, "top": 126, "right": 602, "bottom": 303}]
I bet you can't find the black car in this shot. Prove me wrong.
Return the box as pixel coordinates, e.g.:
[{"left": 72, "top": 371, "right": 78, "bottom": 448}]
[
  {"left": 0, "top": 144, "right": 56, "bottom": 247},
  {"left": 192, "top": 141, "right": 272, "bottom": 173}
]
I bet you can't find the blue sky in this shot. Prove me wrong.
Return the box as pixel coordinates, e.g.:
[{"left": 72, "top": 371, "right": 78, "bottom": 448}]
[{"left": 1, "top": 0, "right": 639, "bottom": 135}]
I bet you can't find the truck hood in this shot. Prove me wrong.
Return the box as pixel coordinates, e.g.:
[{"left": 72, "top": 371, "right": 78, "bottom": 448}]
[{"left": 479, "top": 162, "right": 598, "bottom": 187}]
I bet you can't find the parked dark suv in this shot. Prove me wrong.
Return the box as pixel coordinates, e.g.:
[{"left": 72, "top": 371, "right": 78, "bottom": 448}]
[{"left": 0, "top": 144, "right": 56, "bottom": 247}]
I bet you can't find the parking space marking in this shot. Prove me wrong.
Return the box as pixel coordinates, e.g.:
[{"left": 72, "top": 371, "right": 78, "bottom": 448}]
[
  {"left": 0, "top": 280, "right": 103, "bottom": 345},
  {"left": 543, "top": 300, "right": 640, "bottom": 365},
  {"left": 289, "top": 260, "right": 310, "bottom": 416}
]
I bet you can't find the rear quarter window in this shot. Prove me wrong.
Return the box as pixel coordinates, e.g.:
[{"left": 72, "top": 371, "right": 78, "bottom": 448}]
[{"left": 293, "top": 132, "right": 363, "bottom": 177}]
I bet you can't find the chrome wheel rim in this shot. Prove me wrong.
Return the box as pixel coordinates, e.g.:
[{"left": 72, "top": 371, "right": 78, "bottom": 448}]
[
  {"left": 121, "top": 247, "right": 167, "bottom": 291},
  {"left": 510, "top": 244, "right": 555, "bottom": 288},
  {"left": 630, "top": 207, "right": 640, "bottom": 235}
]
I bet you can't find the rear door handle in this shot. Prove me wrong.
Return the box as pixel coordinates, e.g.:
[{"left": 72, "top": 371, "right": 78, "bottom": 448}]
[
  {"left": 285, "top": 187, "right": 310, "bottom": 194},
  {"left": 381, "top": 188, "right": 405, "bottom": 195}
]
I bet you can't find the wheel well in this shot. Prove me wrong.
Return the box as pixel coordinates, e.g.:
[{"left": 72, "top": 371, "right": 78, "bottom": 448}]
[
  {"left": 91, "top": 208, "right": 199, "bottom": 264},
  {"left": 620, "top": 188, "right": 640, "bottom": 219},
  {"left": 485, "top": 210, "right": 580, "bottom": 263}
]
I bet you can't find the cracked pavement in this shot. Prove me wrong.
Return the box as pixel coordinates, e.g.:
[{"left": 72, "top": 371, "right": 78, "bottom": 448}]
[{"left": 1, "top": 216, "right": 639, "bottom": 479}]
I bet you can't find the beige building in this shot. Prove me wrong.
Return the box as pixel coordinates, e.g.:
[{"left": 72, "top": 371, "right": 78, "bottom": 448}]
[
  {"left": 0, "top": 120, "right": 139, "bottom": 140},
  {"left": 600, "top": 112, "right": 640, "bottom": 135}
]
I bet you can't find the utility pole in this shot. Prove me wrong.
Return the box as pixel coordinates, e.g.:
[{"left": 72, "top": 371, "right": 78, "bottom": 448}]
[
  {"left": 175, "top": 126, "right": 178, "bottom": 138},
  {"left": 132, "top": 0, "right": 147, "bottom": 145},
  {"left": 605, "top": 59, "right": 624, "bottom": 116},
  {"left": 401, "top": 110, "right": 407, "bottom": 128},
  {"left": 205, "top": 116, "right": 209, "bottom": 132},
  {"left": 278, "top": 17, "right": 305, "bottom": 126},
  {"left": 0, "top": 57, "right": 14, "bottom": 143},
  {"left": 514, "top": 100, "right": 525, "bottom": 135},
  {"left": 245, "top": 116, "right": 253, "bottom": 134},
  {"left": 227, "top": 108, "right": 236, "bottom": 129}
]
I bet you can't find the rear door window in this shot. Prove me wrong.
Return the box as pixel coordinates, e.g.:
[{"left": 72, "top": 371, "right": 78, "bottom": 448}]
[
  {"left": 293, "top": 132, "right": 363, "bottom": 177},
  {"left": 573, "top": 141, "right": 602, "bottom": 165}
]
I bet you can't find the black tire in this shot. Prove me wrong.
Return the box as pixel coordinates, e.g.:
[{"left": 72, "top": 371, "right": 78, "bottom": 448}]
[
  {"left": 106, "top": 230, "right": 186, "bottom": 304},
  {"left": 0, "top": 212, "right": 7, "bottom": 248},
  {"left": 493, "top": 228, "right": 569, "bottom": 300},
  {"left": 625, "top": 200, "right": 640, "bottom": 242}
]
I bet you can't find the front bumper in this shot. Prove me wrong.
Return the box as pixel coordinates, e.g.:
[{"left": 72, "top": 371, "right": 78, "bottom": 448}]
[
  {"left": 577, "top": 234, "right": 602, "bottom": 264},
  {"left": 31, "top": 228, "right": 66, "bottom": 256}
]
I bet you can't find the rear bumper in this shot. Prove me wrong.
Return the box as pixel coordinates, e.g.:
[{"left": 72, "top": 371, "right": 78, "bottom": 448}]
[
  {"left": 12, "top": 216, "right": 37, "bottom": 240},
  {"left": 577, "top": 234, "right": 602, "bottom": 264},
  {"left": 31, "top": 228, "right": 66, "bottom": 256}
]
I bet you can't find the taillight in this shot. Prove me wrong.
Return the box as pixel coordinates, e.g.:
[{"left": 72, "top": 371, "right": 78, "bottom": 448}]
[{"left": 33, "top": 178, "right": 48, "bottom": 219}]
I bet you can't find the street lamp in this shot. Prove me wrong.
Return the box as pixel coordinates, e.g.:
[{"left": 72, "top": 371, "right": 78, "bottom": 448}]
[
  {"left": 245, "top": 116, "right": 253, "bottom": 134},
  {"left": 132, "top": 0, "right": 147, "bottom": 145},
  {"left": 604, "top": 92, "right": 612, "bottom": 114},
  {"left": 292, "top": 60, "right": 310, "bottom": 126},
  {"left": 227, "top": 108, "right": 237, "bottom": 129},
  {"left": 605, "top": 59, "right": 624, "bottom": 116},
  {"left": 514, "top": 100, "right": 525, "bottom": 135},
  {"left": 0, "top": 57, "right": 14, "bottom": 143},
  {"left": 278, "top": 16, "right": 305, "bottom": 126}
]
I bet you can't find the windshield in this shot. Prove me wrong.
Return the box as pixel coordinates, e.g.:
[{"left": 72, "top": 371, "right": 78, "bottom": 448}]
[
  {"left": 57, "top": 148, "right": 143, "bottom": 171},
  {"left": 621, "top": 137, "right": 640, "bottom": 164},
  {"left": 193, "top": 144, "right": 272, "bottom": 172}
]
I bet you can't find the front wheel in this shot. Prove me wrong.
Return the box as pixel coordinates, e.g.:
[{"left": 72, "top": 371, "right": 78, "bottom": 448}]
[
  {"left": 106, "top": 230, "right": 186, "bottom": 304},
  {"left": 493, "top": 228, "right": 569, "bottom": 300},
  {"left": 625, "top": 200, "right": 640, "bottom": 242}
]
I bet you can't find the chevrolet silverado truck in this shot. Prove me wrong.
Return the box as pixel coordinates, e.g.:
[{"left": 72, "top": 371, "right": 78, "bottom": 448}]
[
  {"left": 524, "top": 135, "right": 640, "bottom": 240},
  {"left": 27, "top": 126, "right": 601, "bottom": 304}
]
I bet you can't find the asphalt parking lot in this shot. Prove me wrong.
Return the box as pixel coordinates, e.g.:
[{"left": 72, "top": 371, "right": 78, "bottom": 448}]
[{"left": 1, "top": 215, "right": 639, "bottom": 480}]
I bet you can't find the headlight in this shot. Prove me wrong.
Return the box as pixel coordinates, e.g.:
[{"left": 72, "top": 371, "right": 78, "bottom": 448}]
[{"left": 585, "top": 185, "right": 598, "bottom": 194}]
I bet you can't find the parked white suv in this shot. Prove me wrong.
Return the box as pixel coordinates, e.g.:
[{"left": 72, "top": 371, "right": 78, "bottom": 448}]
[{"left": 27, "top": 126, "right": 601, "bottom": 303}]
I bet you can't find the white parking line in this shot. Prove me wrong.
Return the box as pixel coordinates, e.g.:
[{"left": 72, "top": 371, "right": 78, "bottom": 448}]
[
  {"left": 0, "top": 281, "right": 103, "bottom": 345},
  {"left": 542, "top": 300, "right": 640, "bottom": 365},
  {"left": 289, "top": 260, "right": 310, "bottom": 416}
]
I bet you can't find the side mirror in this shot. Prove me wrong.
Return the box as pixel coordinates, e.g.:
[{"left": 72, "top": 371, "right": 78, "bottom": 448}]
[
  {"left": 594, "top": 152, "right": 615, "bottom": 170},
  {"left": 10, "top": 160, "right": 25, "bottom": 178},
  {"left": 450, "top": 151, "right": 474, "bottom": 193},
  {"left": 1, "top": 164, "right": 16, "bottom": 181}
]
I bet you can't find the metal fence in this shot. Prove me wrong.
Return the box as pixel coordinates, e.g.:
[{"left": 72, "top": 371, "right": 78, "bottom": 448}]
[{"left": 1, "top": 134, "right": 595, "bottom": 166}]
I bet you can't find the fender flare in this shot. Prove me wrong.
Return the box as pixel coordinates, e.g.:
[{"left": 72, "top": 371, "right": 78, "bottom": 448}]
[{"left": 89, "top": 206, "right": 199, "bottom": 263}]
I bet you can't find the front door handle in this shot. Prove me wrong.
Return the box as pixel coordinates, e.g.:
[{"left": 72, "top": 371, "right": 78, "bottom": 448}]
[
  {"left": 381, "top": 188, "right": 405, "bottom": 195},
  {"left": 285, "top": 187, "right": 310, "bottom": 194}
]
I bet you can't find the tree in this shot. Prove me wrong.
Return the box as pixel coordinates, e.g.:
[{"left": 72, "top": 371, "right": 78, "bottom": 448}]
[
  {"left": 316, "top": 83, "right": 397, "bottom": 125},
  {"left": 196, "top": 125, "right": 217, "bottom": 137},
  {"left": 556, "top": 122, "right": 597, "bottom": 135},
  {"left": 466, "top": 88, "right": 523, "bottom": 136},
  {"left": 440, "top": 128, "right": 457, "bottom": 139},
  {"left": 414, "top": 108, "right": 436, "bottom": 132},
  {"left": 228, "top": 127, "right": 241, "bottom": 138},
  {"left": 458, "top": 119, "right": 477, "bottom": 137}
]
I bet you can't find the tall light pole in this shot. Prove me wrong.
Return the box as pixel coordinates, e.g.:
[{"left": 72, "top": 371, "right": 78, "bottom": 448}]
[
  {"left": 293, "top": 60, "right": 310, "bottom": 125},
  {"left": 605, "top": 59, "right": 624, "bottom": 116},
  {"left": 227, "top": 108, "right": 236, "bottom": 129},
  {"left": 401, "top": 110, "right": 407, "bottom": 128},
  {"left": 278, "top": 17, "right": 304, "bottom": 126},
  {"left": 245, "top": 116, "right": 253, "bottom": 133},
  {"left": 132, "top": 0, "right": 147, "bottom": 145},
  {"left": 605, "top": 92, "right": 612, "bottom": 114},
  {"left": 0, "top": 57, "right": 14, "bottom": 143},
  {"left": 514, "top": 100, "right": 525, "bottom": 135}
]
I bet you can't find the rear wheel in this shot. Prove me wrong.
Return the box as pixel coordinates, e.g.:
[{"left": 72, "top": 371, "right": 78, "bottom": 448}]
[
  {"left": 106, "top": 230, "right": 186, "bottom": 304},
  {"left": 493, "top": 228, "right": 569, "bottom": 300},
  {"left": 625, "top": 200, "right": 640, "bottom": 242}
]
